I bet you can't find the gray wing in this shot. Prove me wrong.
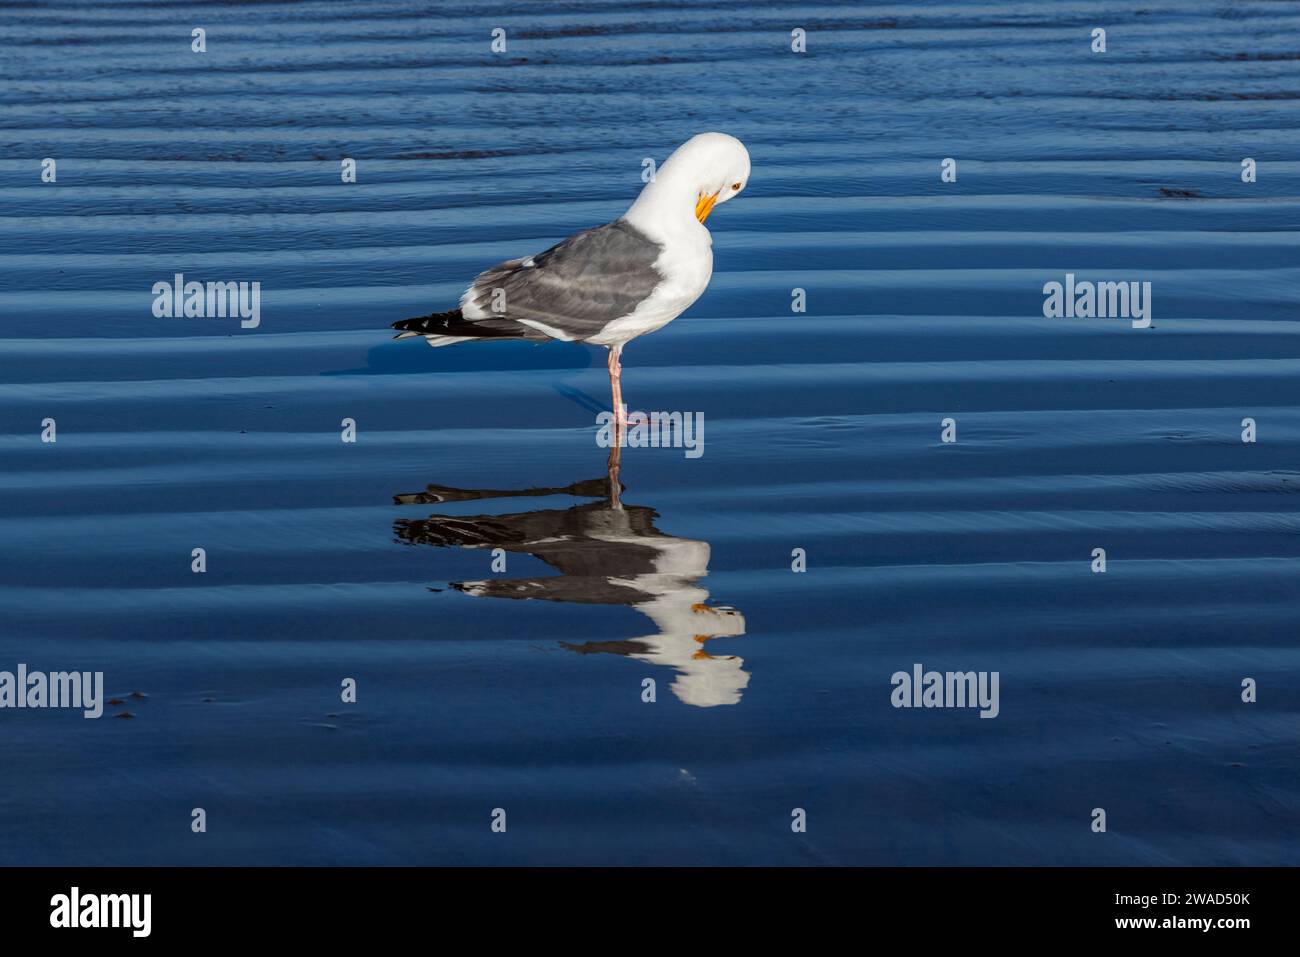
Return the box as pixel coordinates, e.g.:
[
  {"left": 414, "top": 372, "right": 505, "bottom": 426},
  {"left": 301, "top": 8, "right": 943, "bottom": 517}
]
[{"left": 461, "top": 219, "right": 664, "bottom": 341}]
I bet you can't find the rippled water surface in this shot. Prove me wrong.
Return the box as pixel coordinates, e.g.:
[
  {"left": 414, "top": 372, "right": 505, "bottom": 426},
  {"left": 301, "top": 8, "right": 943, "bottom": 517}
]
[{"left": 1, "top": 0, "right": 1298, "bottom": 865}]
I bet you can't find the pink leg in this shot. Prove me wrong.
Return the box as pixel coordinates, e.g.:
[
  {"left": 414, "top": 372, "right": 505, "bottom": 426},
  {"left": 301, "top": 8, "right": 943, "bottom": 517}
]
[{"left": 607, "top": 344, "right": 626, "bottom": 441}]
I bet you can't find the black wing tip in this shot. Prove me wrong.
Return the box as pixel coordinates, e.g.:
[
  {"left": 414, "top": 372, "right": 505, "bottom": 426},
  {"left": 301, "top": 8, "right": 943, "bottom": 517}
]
[{"left": 391, "top": 308, "right": 463, "bottom": 334}]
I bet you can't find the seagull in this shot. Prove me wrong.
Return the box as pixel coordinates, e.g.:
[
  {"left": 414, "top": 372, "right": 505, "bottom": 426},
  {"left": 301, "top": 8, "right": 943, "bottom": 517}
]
[{"left": 391, "top": 132, "right": 751, "bottom": 433}]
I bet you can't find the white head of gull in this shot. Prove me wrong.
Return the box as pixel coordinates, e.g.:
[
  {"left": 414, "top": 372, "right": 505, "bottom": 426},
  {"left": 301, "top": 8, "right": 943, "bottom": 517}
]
[{"left": 624, "top": 131, "right": 752, "bottom": 238}]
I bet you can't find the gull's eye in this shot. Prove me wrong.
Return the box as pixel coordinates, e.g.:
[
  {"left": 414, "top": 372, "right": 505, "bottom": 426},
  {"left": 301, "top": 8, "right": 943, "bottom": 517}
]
[{"left": 732, "top": 182, "right": 743, "bottom": 191}]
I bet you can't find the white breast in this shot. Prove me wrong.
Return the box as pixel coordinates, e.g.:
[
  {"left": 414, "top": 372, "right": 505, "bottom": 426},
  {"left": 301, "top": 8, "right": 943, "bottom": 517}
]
[{"left": 587, "top": 219, "right": 713, "bottom": 347}]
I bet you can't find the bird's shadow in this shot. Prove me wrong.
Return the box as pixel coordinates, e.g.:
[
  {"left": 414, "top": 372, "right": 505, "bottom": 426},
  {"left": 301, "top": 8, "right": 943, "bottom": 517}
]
[
  {"left": 325, "top": 340, "right": 608, "bottom": 416},
  {"left": 326, "top": 338, "right": 589, "bottom": 377},
  {"left": 553, "top": 383, "right": 608, "bottom": 417}
]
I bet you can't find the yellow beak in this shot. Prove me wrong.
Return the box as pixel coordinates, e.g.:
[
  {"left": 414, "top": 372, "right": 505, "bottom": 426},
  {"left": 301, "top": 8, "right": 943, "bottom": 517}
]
[{"left": 695, "top": 190, "right": 720, "bottom": 223}]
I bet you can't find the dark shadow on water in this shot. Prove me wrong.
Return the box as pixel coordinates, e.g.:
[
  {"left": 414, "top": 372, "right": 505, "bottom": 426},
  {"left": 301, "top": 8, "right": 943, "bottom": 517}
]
[
  {"left": 392, "top": 451, "right": 748, "bottom": 708},
  {"left": 327, "top": 338, "right": 592, "bottom": 376},
  {"left": 552, "top": 382, "right": 608, "bottom": 416}
]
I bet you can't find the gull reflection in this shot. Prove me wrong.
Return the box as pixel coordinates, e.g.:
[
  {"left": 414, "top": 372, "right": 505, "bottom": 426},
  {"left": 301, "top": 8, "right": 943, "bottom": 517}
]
[{"left": 393, "top": 451, "right": 748, "bottom": 707}]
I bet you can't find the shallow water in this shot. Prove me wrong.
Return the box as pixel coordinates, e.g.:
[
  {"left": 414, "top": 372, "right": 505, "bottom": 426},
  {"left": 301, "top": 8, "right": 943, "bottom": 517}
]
[{"left": 1, "top": 0, "right": 1298, "bottom": 865}]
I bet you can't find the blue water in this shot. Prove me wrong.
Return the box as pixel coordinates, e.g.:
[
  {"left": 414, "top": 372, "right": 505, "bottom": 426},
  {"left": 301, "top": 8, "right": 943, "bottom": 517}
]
[{"left": 1, "top": 0, "right": 1298, "bottom": 865}]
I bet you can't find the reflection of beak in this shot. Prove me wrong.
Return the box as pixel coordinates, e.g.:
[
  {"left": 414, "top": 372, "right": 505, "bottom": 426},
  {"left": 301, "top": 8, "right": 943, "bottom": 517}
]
[
  {"left": 694, "top": 190, "right": 720, "bottom": 223},
  {"left": 692, "top": 602, "right": 737, "bottom": 616}
]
